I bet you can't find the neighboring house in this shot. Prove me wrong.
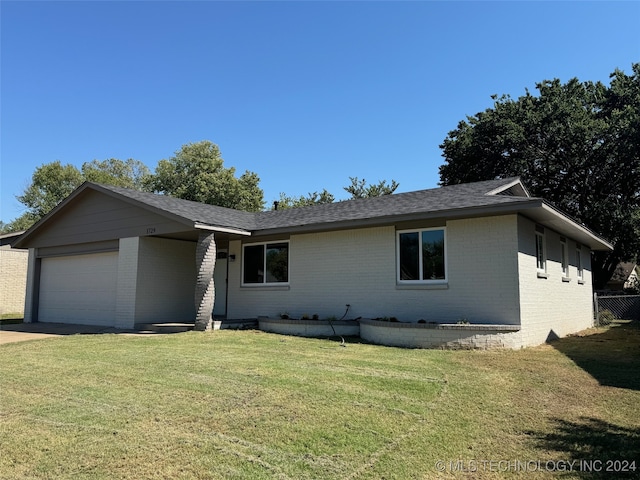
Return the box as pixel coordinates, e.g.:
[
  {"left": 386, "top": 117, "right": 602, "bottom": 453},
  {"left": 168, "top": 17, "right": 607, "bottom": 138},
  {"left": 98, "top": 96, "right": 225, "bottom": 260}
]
[
  {"left": 14, "top": 177, "right": 613, "bottom": 348},
  {"left": 0, "top": 231, "right": 28, "bottom": 316},
  {"left": 605, "top": 262, "right": 639, "bottom": 292}
]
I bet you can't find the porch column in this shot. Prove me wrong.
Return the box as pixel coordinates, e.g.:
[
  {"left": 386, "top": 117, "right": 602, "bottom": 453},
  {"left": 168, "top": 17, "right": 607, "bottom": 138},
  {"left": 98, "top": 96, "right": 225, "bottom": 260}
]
[{"left": 194, "top": 230, "right": 216, "bottom": 331}]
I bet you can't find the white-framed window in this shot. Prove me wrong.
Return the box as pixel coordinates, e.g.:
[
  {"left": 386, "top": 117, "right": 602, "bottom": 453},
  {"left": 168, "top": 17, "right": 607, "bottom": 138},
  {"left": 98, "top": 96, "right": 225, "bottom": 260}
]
[
  {"left": 535, "top": 225, "right": 546, "bottom": 272},
  {"left": 397, "top": 227, "right": 447, "bottom": 283},
  {"left": 576, "top": 244, "right": 584, "bottom": 280},
  {"left": 242, "top": 241, "right": 289, "bottom": 285},
  {"left": 560, "top": 237, "right": 569, "bottom": 277}
]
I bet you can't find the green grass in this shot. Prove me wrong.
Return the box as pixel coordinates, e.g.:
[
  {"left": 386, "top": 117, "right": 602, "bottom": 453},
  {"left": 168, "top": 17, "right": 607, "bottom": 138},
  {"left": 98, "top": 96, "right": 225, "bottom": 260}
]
[
  {"left": 1, "top": 322, "right": 639, "bottom": 479},
  {"left": 0, "top": 313, "right": 23, "bottom": 323}
]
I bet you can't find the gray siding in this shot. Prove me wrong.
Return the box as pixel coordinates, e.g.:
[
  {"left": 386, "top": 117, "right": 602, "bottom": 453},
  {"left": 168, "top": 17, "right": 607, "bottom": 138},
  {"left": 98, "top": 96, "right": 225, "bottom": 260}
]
[
  {"left": 24, "top": 190, "right": 192, "bottom": 248},
  {"left": 134, "top": 237, "right": 197, "bottom": 323}
]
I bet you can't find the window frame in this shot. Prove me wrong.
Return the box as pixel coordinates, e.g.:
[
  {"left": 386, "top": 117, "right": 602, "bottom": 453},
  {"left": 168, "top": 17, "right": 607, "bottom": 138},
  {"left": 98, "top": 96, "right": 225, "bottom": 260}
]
[
  {"left": 576, "top": 244, "right": 584, "bottom": 280},
  {"left": 241, "top": 240, "right": 290, "bottom": 286},
  {"left": 396, "top": 227, "right": 447, "bottom": 284},
  {"left": 535, "top": 226, "right": 547, "bottom": 274},
  {"left": 560, "top": 236, "right": 569, "bottom": 278}
]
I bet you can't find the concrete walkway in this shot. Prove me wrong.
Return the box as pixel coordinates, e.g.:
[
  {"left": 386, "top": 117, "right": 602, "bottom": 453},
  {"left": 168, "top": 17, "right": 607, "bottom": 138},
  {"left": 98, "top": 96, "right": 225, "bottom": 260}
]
[{"left": 0, "top": 322, "right": 182, "bottom": 345}]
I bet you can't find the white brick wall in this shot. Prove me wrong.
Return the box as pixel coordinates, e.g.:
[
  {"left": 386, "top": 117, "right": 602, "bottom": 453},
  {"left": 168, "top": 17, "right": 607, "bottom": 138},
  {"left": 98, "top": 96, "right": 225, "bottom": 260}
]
[
  {"left": 517, "top": 216, "right": 595, "bottom": 346},
  {"left": 0, "top": 249, "right": 28, "bottom": 315},
  {"left": 227, "top": 216, "right": 522, "bottom": 325},
  {"left": 446, "top": 215, "right": 520, "bottom": 324}
]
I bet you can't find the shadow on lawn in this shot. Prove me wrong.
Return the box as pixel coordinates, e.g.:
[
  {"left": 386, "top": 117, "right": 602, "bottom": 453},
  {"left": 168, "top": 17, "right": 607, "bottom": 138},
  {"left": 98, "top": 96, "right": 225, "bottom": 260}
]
[
  {"left": 548, "top": 320, "right": 640, "bottom": 391},
  {"left": 528, "top": 417, "right": 640, "bottom": 479}
]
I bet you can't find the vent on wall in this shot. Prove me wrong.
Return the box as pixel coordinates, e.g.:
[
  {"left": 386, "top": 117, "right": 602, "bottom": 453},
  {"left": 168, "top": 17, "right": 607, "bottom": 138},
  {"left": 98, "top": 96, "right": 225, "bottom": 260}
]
[{"left": 497, "top": 187, "right": 517, "bottom": 196}]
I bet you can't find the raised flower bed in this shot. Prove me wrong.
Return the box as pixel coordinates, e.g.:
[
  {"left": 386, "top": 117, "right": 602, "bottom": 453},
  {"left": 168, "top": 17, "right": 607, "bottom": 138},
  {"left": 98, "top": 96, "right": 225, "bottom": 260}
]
[
  {"left": 258, "top": 316, "right": 360, "bottom": 338},
  {"left": 359, "top": 319, "right": 522, "bottom": 349}
]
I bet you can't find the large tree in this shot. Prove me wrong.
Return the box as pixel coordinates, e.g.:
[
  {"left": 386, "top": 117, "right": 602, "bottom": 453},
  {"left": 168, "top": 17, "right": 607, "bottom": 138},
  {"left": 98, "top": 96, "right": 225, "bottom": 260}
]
[
  {"left": 16, "top": 160, "right": 84, "bottom": 220},
  {"left": 81, "top": 158, "right": 150, "bottom": 190},
  {"left": 439, "top": 64, "right": 640, "bottom": 288},
  {"left": 146, "top": 141, "right": 264, "bottom": 212}
]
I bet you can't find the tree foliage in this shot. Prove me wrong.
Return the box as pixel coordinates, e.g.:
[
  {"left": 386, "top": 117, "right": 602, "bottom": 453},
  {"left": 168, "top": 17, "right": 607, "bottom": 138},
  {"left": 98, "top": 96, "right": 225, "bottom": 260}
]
[
  {"left": 439, "top": 64, "right": 640, "bottom": 288},
  {"left": 146, "top": 141, "right": 264, "bottom": 212},
  {"left": 17, "top": 161, "right": 84, "bottom": 219},
  {"left": 344, "top": 177, "right": 400, "bottom": 199},
  {"left": 275, "top": 178, "right": 399, "bottom": 210},
  {"left": 82, "top": 158, "right": 150, "bottom": 190},
  {"left": 274, "top": 189, "right": 335, "bottom": 210}
]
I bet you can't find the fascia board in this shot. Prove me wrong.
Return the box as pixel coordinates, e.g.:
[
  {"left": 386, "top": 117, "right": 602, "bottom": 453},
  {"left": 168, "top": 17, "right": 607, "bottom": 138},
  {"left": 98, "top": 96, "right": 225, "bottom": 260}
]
[{"left": 194, "top": 223, "right": 252, "bottom": 236}]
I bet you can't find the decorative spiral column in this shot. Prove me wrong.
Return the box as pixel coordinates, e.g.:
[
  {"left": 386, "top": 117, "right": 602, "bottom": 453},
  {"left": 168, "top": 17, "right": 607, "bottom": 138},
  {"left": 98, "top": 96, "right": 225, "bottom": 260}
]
[{"left": 194, "top": 231, "right": 216, "bottom": 331}]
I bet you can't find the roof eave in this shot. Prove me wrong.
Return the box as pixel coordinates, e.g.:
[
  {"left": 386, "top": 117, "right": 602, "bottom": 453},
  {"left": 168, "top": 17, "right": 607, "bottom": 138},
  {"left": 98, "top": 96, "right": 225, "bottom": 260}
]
[
  {"left": 533, "top": 202, "right": 613, "bottom": 251},
  {"left": 194, "top": 222, "right": 252, "bottom": 236}
]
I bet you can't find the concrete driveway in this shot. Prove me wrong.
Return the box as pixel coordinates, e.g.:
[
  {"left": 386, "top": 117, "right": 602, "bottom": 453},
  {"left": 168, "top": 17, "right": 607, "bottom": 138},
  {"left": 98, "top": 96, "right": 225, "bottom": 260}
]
[{"left": 0, "top": 322, "right": 151, "bottom": 345}]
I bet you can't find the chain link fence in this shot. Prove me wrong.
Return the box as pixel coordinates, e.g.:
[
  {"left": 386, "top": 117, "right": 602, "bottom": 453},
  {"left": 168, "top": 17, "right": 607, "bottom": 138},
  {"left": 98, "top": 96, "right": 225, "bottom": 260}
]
[{"left": 594, "top": 293, "right": 640, "bottom": 325}]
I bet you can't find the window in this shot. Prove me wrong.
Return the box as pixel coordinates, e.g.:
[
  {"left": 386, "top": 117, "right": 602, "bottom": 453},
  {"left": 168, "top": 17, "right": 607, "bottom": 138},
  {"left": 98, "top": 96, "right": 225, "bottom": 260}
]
[
  {"left": 576, "top": 244, "right": 583, "bottom": 280},
  {"left": 560, "top": 237, "right": 569, "bottom": 277},
  {"left": 243, "top": 242, "right": 289, "bottom": 285},
  {"left": 535, "top": 226, "right": 546, "bottom": 272},
  {"left": 398, "top": 228, "right": 446, "bottom": 283}
]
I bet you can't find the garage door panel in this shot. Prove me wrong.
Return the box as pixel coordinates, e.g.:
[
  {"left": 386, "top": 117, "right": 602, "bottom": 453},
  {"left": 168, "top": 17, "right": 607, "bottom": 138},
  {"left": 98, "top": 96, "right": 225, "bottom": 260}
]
[{"left": 39, "top": 252, "right": 117, "bottom": 326}]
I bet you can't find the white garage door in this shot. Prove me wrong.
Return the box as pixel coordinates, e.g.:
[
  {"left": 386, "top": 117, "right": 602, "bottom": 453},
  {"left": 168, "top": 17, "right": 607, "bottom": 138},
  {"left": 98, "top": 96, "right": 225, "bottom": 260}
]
[{"left": 39, "top": 252, "right": 118, "bottom": 326}]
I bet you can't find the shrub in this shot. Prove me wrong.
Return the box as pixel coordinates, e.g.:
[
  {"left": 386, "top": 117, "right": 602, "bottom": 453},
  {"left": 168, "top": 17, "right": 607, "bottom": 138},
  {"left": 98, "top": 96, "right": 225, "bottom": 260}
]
[{"left": 598, "top": 309, "right": 616, "bottom": 326}]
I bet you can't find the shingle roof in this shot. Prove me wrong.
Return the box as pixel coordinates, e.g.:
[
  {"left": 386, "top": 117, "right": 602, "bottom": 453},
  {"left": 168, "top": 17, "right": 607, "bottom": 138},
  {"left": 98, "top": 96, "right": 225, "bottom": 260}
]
[
  {"left": 94, "top": 183, "right": 257, "bottom": 232},
  {"left": 14, "top": 176, "right": 613, "bottom": 251},
  {"left": 96, "top": 177, "right": 534, "bottom": 233},
  {"left": 253, "top": 177, "right": 535, "bottom": 231}
]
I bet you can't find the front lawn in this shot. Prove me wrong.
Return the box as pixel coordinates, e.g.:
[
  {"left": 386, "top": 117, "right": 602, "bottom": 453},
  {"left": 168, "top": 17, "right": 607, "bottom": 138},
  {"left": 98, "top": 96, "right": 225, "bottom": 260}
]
[{"left": 1, "top": 321, "right": 638, "bottom": 479}]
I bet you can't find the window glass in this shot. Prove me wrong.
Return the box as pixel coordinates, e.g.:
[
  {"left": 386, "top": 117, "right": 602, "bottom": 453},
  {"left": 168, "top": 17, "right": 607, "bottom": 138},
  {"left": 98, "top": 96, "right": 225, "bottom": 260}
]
[
  {"left": 266, "top": 243, "right": 289, "bottom": 283},
  {"left": 399, "top": 232, "right": 419, "bottom": 280},
  {"left": 422, "top": 230, "right": 445, "bottom": 280},
  {"left": 561, "top": 239, "right": 569, "bottom": 276},
  {"left": 535, "top": 233, "right": 546, "bottom": 271},
  {"left": 243, "top": 245, "right": 264, "bottom": 283},
  {"left": 576, "top": 247, "right": 583, "bottom": 279}
]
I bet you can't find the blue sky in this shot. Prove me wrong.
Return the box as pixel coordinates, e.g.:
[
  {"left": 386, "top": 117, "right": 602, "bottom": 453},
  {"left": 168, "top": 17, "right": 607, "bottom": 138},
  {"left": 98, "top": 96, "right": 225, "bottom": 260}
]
[{"left": 1, "top": 1, "right": 638, "bottom": 223}]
